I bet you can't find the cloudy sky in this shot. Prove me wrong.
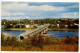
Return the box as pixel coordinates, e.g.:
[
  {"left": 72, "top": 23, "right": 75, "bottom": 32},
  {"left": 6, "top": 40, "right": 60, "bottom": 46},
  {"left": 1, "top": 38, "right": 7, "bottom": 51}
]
[{"left": 2, "top": 2, "right": 79, "bottom": 20}]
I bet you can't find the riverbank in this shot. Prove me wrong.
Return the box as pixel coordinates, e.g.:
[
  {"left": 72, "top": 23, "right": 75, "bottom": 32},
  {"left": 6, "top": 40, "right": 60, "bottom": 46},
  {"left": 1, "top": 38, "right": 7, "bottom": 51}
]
[
  {"left": 48, "top": 28, "right": 78, "bottom": 31},
  {"left": 2, "top": 28, "right": 35, "bottom": 30},
  {"left": 1, "top": 32, "right": 14, "bottom": 40},
  {"left": 2, "top": 28, "right": 78, "bottom": 31}
]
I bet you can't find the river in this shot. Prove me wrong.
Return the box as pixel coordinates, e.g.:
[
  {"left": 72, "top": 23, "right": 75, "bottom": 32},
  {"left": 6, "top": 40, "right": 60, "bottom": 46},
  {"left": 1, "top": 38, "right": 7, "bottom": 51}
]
[
  {"left": 47, "top": 30, "right": 78, "bottom": 38},
  {"left": 1, "top": 30, "right": 78, "bottom": 39}
]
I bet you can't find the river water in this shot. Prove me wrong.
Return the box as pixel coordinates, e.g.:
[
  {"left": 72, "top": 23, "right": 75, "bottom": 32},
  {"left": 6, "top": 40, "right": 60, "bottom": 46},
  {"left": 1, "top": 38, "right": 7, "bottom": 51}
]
[
  {"left": 47, "top": 30, "right": 78, "bottom": 38},
  {"left": 1, "top": 30, "right": 78, "bottom": 39}
]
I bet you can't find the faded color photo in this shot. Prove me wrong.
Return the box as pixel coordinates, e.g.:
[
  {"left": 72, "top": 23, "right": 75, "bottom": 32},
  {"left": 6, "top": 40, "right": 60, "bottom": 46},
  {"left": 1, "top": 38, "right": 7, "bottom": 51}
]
[{"left": 1, "top": 2, "right": 79, "bottom": 51}]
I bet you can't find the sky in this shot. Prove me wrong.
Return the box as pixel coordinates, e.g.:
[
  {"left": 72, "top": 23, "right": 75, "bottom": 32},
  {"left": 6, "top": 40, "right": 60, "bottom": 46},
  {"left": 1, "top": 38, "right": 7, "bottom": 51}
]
[{"left": 2, "top": 2, "right": 79, "bottom": 20}]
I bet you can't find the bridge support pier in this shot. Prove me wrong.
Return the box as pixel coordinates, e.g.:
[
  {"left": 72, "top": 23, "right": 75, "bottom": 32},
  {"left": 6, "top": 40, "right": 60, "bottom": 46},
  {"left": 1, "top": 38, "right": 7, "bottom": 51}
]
[
  {"left": 41, "top": 31, "right": 44, "bottom": 34},
  {"left": 41, "top": 28, "right": 49, "bottom": 34}
]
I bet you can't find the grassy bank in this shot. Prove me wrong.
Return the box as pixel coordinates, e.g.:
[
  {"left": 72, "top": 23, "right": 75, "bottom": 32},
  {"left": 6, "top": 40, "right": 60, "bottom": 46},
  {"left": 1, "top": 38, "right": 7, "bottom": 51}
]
[
  {"left": 2, "top": 28, "right": 78, "bottom": 31},
  {"left": 48, "top": 28, "right": 78, "bottom": 31},
  {"left": 2, "top": 28, "right": 35, "bottom": 30}
]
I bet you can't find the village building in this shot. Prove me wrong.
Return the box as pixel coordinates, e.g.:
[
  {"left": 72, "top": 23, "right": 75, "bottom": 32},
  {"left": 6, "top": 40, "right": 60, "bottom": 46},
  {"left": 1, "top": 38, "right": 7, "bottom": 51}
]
[
  {"left": 74, "top": 23, "right": 79, "bottom": 26},
  {"left": 65, "top": 25, "right": 68, "bottom": 28},
  {"left": 57, "top": 24, "right": 59, "bottom": 27},
  {"left": 25, "top": 25, "right": 30, "bottom": 28}
]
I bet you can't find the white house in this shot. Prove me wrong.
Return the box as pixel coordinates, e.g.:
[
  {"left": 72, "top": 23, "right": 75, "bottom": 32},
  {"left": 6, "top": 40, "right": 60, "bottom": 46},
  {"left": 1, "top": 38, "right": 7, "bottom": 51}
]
[
  {"left": 57, "top": 24, "right": 59, "bottom": 27},
  {"left": 74, "top": 23, "right": 79, "bottom": 26},
  {"left": 26, "top": 25, "right": 30, "bottom": 28},
  {"left": 65, "top": 25, "right": 68, "bottom": 28}
]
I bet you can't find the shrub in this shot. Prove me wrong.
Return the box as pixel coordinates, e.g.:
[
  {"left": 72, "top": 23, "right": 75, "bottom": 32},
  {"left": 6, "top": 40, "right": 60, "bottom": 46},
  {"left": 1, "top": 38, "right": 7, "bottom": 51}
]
[
  {"left": 37, "top": 35, "right": 44, "bottom": 48},
  {"left": 11, "top": 36, "right": 17, "bottom": 46},
  {"left": 30, "top": 34, "right": 44, "bottom": 48},
  {"left": 1, "top": 33, "right": 5, "bottom": 42},
  {"left": 43, "top": 36, "right": 52, "bottom": 45},
  {"left": 61, "top": 36, "right": 78, "bottom": 44},
  {"left": 22, "top": 38, "right": 32, "bottom": 49},
  {"left": 30, "top": 35, "right": 39, "bottom": 46},
  {"left": 73, "top": 35, "right": 78, "bottom": 44},
  {"left": 6, "top": 36, "right": 12, "bottom": 46},
  {"left": 52, "top": 38, "right": 61, "bottom": 44}
]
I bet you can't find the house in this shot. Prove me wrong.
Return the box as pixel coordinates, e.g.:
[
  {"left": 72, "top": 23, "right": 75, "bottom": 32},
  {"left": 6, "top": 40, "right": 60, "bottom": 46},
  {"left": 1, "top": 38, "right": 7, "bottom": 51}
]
[
  {"left": 65, "top": 25, "right": 68, "bottom": 28},
  {"left": 57, "top": 24, "right": 59, "bottom": 27},
  {"left": 25, "top": 25, "right": 30, "bottom": 28},
  {"left": 74, "top": 23, "right": 79, "bottom": 26}
]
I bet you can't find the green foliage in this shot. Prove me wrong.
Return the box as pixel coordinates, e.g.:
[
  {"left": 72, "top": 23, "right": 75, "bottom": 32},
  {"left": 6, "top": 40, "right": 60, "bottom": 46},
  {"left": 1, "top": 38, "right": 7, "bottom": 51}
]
[
  {"left": 6, "top": 37, "right": 12, "bottom": 46},
  {"left": 1, "top": 33, "right": 5, "bottom": 42},
  {"left": 22, "top": 38, "right": 32, "bottom": 49},
  {"left": 49, "top": 25, "right": 56, "bottom": 29},
  {"left": 33, "top": 26, "right": 37, "bottom": 28},
  {"left": 11, "top": 36, "right": 17, "bottom": 46},
  {"left": 2, "top": 35, "right": 18, "bottom": 46}
]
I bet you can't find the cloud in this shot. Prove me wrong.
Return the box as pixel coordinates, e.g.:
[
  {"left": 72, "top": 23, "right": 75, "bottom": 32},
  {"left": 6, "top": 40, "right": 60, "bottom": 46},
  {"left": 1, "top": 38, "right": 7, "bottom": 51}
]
[
  {"left": 2, "top": 2, "right": 66, "bottom": 12},
  {"left": 2, "top": 2, "right": 79, "bottom": 19},
  {"left": 67, "top": 4, "right": 79, "bottom": 8},
  {"left": 2, "top": 16, "right": 29, "bottom": 20},
  {"left": 61, "top": 12, "right": 79, "bottom": 18},
  {"left": 2, "top": 10, "right": 25, "bottom": 16}
]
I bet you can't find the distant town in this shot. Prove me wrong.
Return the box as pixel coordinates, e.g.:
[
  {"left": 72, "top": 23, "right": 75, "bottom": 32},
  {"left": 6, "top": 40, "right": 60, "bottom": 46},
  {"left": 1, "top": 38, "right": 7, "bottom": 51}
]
[{"left": 1, "top": 18, "right": 79, "bottom": 30}]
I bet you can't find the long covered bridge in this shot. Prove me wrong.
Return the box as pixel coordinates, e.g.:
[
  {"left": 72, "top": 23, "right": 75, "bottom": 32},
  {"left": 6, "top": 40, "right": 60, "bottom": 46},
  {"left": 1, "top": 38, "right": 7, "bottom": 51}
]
[{"left": 19, "top": 24, "right": 50, "bottom": 40}]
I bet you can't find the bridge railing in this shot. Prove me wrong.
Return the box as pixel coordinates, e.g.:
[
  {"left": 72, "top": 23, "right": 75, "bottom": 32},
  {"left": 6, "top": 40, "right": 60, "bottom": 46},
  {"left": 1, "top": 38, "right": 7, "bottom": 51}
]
[{"left": 19, "top": 24, "right": 50, "bottom": 40}]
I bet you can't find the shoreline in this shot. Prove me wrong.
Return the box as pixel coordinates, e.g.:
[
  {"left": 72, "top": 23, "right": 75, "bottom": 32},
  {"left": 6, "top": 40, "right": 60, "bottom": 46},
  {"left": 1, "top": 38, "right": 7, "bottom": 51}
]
[
  {"left": 48, "top": 28, "right": 78, "bottom": 31},
  {"left": 2, "top": 28, "right": 35, "bottom": 30},
  {"left": 2, "top": 28, "right": 78, "bottom": 31}
]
